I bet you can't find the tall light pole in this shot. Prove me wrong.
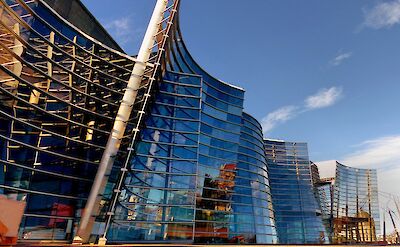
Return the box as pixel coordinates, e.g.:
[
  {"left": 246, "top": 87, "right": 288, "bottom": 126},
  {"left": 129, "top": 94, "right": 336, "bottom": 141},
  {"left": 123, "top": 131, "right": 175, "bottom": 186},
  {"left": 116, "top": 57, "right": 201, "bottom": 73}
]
[{"left": 75, "top": 0, "right": 169, "bottom": 243}]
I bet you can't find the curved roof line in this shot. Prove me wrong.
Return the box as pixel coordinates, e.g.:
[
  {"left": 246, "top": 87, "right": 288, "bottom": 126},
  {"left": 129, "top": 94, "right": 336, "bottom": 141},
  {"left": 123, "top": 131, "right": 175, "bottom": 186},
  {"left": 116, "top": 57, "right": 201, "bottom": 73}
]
[
  {"left": 38, "top": 0, "right": 136, "bottom": 62},
  {"left": 336, "top": 161, "right": 377, "bottom": 172},
  {"left": 42, "top": 0, "right": 123, "bottom": 52},
  {"left": 264, "top": 138, "right": 308, "bottom": 145},
  {"left": 175, "top": 7, "right": 245, "bottom": 92},
  {"left": 242, "top": 111, "right": 263, "bottom": 127}
]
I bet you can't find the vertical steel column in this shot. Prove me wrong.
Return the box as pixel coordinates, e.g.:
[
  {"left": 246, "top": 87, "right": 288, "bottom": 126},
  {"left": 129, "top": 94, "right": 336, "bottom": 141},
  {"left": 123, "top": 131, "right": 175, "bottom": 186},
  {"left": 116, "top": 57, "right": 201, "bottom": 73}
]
[{"left": 76, "top": 0, "right": 168, "bottom": 242}]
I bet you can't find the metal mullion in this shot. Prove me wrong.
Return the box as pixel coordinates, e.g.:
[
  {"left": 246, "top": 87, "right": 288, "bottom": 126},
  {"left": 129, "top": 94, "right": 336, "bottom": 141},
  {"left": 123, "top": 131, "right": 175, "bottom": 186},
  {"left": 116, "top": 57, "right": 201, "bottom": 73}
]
[
  {"left": 0, "top": 62, "right": 115, "bottom": 123},
  {"left": 132, "top": 156, "right": 195, "bottom": 176},
  {"left": 0, "top": 159, "right": 92, "bottom": 182},
  {"left": 0, "top": 132, "right": 98, "bottom": 165},
  {"left": 113, "top": 219, "right": 194, "bottom": 224},
  {"left": 134, "top": 153, "right": 197, "bottom": 163},
  {"left": 23, "top": 213, "right": 75, "bottom": 220},
  {"left": 130, "top": 169, "right": 196, "bottom": 176},
  {"left": 0, "top": 95, "right": 90, "bottom": 138},
  {"left": 150, "top": 113, "right": 200, "bottom": 122},
  {"left": 119, "top": 202, "right": 193, "bottom": 208},
  {"left": 17, "top": 0, "right": 138, "bottom": 69},
  {"left": 158, "top": 90, "right": 200, "bottom": 99},
  {"left": 102, "top": 1, "right": 180, "bottom": 237},
  {"left": 140, "top": 139, "right": 197, "bottom": 148},
  {"left": 0, "top": 2, "right": 133, "bottom": 90},
  {"left": 156, "top": 100, "right": 200, "bottom": 110},
  {"left": 146, "top": 126, "right": 198, "bottom": 135},
  {"left": 196, "top": 207, "right": 275, "bottom": 218},
  {"left": 124, "top": 184, "right": 196, "bottom": 192},
  {"left": 166, "top": 69, "right": 202, "bottom": 78},
  {"left": 198, "top": 152, "right": 237, "bottom": 164},
  {"left": 163, "top": 79, "right": 202, "bottom": 88},
  {"left": 0, "top": 40, "right": 120, "bottom": 109},
  {"left": 0, "top": 184, "right": 87, "bottom": 200}
]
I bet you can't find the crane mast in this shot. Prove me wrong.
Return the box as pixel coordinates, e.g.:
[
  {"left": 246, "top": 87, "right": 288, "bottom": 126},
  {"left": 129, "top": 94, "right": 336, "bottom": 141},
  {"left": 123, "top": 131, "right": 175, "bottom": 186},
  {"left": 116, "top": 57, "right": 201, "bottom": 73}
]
[{"left": 388, "top": 210, "right": 400, "bottom": 244}]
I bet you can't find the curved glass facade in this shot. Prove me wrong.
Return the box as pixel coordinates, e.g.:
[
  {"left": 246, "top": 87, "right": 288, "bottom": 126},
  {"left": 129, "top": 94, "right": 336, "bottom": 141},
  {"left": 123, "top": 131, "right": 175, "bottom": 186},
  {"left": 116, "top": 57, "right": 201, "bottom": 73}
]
[
  {"left": 1, "top": 1, "right": 278, "bottom": 244},
  {"left": 313, "top": 161, "right": 380, "bottom": 244},
  {"left": 5, "top": 1, "right": 381, "bottom": 245},
  {"left": 238, "top": 113, "right": 277, "bottom": 243},
  {"left": 264, "top": 139, "right": 327, "bottom": 244},
  {"left": 107, "top": 21, "right": 277, "bottom": 244},
  {"left": 332, "top": 162, "right": 380, "bottom": 243}
]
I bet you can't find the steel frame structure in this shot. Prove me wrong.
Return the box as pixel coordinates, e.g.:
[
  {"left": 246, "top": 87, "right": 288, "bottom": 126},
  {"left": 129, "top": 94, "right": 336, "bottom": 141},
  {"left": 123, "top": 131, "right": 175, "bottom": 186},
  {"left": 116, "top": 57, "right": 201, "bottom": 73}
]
[
  {"left": 0, "top": 0, "right": 279, "bottom": 244},
  {"left": 0, "top": 0, "right": 178, "bottom": 243}
]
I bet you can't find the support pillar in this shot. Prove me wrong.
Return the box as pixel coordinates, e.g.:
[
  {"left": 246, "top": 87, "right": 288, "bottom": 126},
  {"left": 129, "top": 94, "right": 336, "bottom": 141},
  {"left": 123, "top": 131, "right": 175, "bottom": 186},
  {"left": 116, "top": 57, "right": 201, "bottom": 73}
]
[{"left": 75, "top": 0, "right": 169, "bottom": 243}]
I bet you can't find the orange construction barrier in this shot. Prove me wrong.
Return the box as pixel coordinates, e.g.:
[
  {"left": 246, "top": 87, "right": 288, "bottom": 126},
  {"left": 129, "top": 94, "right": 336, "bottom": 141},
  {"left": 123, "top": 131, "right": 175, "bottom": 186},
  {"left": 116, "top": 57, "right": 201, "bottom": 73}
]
[{"left": 0, "top": 196, "right": 26, "bottom": 245}]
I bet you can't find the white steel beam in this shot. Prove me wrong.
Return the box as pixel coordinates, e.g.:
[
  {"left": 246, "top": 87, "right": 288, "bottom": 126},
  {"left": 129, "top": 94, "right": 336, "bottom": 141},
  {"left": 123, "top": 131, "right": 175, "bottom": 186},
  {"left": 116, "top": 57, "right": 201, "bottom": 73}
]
[{"left": 75, "top": 0, "right": 168, "bottom": 242}]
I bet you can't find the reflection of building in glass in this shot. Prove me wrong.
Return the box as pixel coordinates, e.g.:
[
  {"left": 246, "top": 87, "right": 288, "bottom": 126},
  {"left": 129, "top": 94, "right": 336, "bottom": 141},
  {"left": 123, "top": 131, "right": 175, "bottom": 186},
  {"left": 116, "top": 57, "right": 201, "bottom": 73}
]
[
  {"left": 108, "top": 21, "right": 278, "bottom": 244},
  {"left": 264, "top": 140, "right": 327, "bottom": 244},
  {"left": 313, "top": 161, "right": 380, "bottom": 244},
  {"left": 0, "top": 0, "right": 277, "bottom": 244}
]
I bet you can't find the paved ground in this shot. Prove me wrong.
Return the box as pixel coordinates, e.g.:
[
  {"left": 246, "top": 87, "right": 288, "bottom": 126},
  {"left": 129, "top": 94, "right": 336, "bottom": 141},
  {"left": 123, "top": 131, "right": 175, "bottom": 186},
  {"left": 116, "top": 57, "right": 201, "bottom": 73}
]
[{"left": 14, "top": 244, "right": 396, "bottom": 247}]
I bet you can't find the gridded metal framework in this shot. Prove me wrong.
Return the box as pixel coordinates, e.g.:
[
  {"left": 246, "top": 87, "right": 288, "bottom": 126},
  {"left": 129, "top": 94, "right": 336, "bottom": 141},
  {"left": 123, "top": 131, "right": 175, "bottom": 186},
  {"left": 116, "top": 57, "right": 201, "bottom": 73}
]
[
  {"left": 105, "top": 20, "right": 278, "bottom": 244},
  {"left": 264, "top": 139, "right": 327, "bottom": 244},
  {"left": 0, "top": 0, "right": 151, "bottom": 240},
  {"left": 0, "top": 0, "right": 278, "bottom": 244},
  {"left": 332, "top": 162, "right": 380, "bottom": 244}
]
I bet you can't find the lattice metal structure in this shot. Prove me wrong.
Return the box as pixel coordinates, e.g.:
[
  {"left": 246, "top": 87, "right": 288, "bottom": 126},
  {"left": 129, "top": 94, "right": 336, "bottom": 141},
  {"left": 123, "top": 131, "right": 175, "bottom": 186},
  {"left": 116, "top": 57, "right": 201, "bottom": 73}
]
[
  {"left": 312, "top": 161, "right": 381, "bottom": 244},
  {"left": 332, "top": 162, "right": 380, "bottom": 244},
  {"left": 0, "top": 0, "right": 279, "bottom": 244},
  {"left": 94, "top": 0, "right": 180, "bottom": 242},
  {"left": 0, "top": 0, "right": 169, "bottom": 241}
]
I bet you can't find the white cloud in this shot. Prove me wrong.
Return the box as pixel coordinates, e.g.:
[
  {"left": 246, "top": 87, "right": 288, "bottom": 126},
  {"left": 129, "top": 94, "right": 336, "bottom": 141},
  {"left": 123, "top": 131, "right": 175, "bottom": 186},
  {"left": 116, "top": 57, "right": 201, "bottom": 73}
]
[
  {"left": 342, "top": 135, "right": 400, "bottom": 170},
  {"left": 261, "top": 86, "right": 343, "bottom": 135},
  {"left": 261, "top": 106, "right": 298, "bottom": 134},
  {"left": 305, "top": 86, "right": 343, "bottom": 110},
  {"left": 364, "top": 0, "right": 400, "bottom": 29},
  {"left": 330, "top": 52, "right": 352, "bottom": 66},
  {"left": 105, "top": 17, "right": 137, "bottom": 45}
]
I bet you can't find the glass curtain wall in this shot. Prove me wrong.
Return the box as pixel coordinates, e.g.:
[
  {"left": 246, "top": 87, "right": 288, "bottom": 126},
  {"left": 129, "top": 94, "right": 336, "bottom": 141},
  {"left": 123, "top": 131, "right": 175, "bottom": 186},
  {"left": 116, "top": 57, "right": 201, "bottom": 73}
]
[
  {"left": 107, "top": 19, "right": 277, "bottom": 244},
  {"left": 0, "top": 0, "right": 138, "bottom": 241},
  {"left": 264, "top": 139, "right": 327, "bottom": 244},
  {"left": 107, "top": 70, "right": 202, "bottom": 242},
  {"left": 1, "top": 1, "right": 278, "bottom": 244},
  {"left": 238, "top": 113, "right": 277, "bottom": 243},
  {"left": 333, "top": 162, "right": 380, "bottom": 243}
]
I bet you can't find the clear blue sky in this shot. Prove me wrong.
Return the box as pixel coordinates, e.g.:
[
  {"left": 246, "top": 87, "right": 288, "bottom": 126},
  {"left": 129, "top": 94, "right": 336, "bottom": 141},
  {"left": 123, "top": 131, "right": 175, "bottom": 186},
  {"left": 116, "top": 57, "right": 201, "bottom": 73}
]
[{"left": 82, "top": 0, "right": 400, "bottom": 216}]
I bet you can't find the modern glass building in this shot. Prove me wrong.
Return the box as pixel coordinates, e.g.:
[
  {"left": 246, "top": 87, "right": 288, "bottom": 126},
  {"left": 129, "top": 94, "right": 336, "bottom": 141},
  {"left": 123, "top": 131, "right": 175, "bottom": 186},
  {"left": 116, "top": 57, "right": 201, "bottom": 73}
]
[
  {"left": 264, "top": 139, "right": 327, "bottom": 244},
  {"left": 106, "top": 19, "right": 277, "bottom": 244},
  {"left": 0, "top": 0, "right": 278, "bottom": 244},
  {"left": 313, "top": 161, "right": 380, "bottom": 244},
  {"left": 0, "top": 0, "right": 139, "bottom": 241}
]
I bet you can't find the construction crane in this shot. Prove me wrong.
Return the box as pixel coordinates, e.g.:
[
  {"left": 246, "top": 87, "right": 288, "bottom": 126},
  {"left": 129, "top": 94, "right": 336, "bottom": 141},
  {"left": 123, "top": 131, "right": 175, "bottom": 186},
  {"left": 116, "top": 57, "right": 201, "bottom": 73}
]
[
  {"left": 388, "top": 209, "right": 400, "bottom": 244},
  {"left": 378, "top": 191, "right": 400, "bottom": 244}
]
